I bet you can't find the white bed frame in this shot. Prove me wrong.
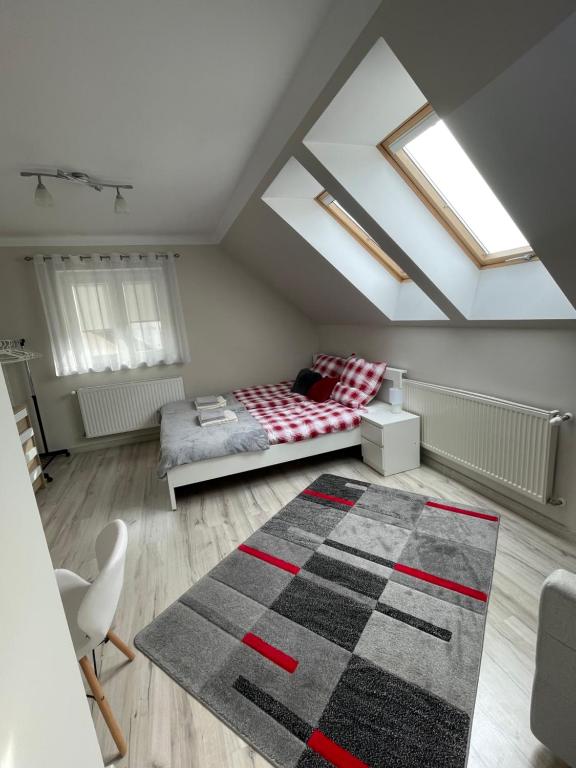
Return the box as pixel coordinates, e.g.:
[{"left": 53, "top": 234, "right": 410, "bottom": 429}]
[{"left": 166, "top": 366, "right": 406, "bottom": 510}]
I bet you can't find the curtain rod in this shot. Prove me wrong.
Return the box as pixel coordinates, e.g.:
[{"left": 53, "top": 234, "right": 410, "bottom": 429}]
[{"left": 24, "top": 253, "right": 180, "bottom": 261}]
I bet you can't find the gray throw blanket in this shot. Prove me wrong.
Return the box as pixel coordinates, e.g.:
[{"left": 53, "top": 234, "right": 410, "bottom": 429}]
[{"left": 157, "top": 394, "right": 269, "bottom": 478}]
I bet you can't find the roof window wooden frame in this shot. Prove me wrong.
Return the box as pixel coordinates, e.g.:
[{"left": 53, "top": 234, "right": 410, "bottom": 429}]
[
  {"left": 379, "top": 104, "right": 536, "bottom": 268},
  {"left": 315, "top": 191, "right": 410, "bottom": 282}
]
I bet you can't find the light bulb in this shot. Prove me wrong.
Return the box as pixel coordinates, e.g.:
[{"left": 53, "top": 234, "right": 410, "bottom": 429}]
[
  {"left": 34, "top": 176, "right": 53, "bottom": 207},
  {"left": 114, "top": 187, "right": 128, "bottom": 214}
]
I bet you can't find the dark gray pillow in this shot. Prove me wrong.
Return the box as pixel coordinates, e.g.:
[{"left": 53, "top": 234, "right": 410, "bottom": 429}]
[{"left": 291, "top": 368, "right": 322, "bottom": 395}]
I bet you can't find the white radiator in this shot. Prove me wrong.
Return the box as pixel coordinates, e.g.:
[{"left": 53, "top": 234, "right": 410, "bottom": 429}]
[
  {"left": 403, "top": 380, "right": 563, "bottom": 505},
  {"left": 76, "top": 377, "right": 185, "bottom": 438}
]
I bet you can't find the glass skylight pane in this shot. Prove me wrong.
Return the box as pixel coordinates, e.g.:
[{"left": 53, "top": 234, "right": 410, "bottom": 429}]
[
  {"left": 329, "top": 198, "right": 408, "bottom": 279},
  {"left": 332, "top": 200, "right": 370, "bottom": 237},
  {"left": 404, "top": 121, "right": 530, "bottom": 254}
]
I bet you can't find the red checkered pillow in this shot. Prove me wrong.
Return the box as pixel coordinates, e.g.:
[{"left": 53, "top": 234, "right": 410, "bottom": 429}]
[
  {"left": 312, "top": 353, "right": 352, "bottom": 378},
  {"left": 331, "top": 357, "right": 387, "bottom": 408}
]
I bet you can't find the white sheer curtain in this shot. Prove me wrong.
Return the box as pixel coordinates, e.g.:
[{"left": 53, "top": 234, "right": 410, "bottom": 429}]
[{"left": 34, "top": 253, "right": 190, "bottom": 376}]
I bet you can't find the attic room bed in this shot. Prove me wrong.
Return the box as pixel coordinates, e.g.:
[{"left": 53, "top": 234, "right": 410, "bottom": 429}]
[{"left": 159, "top": 362, "right": 406, "bottom": 510}]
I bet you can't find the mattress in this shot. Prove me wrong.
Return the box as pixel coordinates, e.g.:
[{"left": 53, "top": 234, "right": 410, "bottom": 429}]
[
  {"left": 234, "top": 381, "right": 362, "bottom": 445},
  {"left": 157, "top": 395, "right": 270, "bottom": 477}
]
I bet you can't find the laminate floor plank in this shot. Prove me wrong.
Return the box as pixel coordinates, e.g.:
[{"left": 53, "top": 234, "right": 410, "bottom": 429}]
[{"left": 38, "top": 442, "right": 573, "bottom": 768}]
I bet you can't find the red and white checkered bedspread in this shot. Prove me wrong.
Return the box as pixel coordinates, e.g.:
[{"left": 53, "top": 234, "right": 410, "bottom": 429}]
[{"left": 234, "top": 381, "right": 362, "bottom": 445}]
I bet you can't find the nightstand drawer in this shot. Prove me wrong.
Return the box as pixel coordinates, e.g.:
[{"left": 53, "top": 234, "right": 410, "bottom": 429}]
[
  {"left": 361, "top": 438, "right": 385, "bottom": 473},
  {"left": 361, "top": 419, "right": 385, "bottom": 446}
]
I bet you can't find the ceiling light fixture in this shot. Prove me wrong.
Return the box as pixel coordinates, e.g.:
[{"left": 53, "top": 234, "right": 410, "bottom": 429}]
[
  {"left": 34, "top": 175, "right": 54, "bottom": 208},
  {"left": 21, "top": 169, "right": 133, "bottom": 213},
  {"left": 114, "top": 187, "right": 128, "bottom": 214}
]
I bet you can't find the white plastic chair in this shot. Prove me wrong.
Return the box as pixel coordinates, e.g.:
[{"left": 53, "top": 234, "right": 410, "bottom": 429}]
[{"left": 55, "top": 519, "right": 134, "bottom": 757}]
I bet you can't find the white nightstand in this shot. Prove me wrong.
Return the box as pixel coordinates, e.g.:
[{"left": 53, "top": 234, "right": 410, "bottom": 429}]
[{"left": 361, "top": 401, "right": 420, "bottom": 476}]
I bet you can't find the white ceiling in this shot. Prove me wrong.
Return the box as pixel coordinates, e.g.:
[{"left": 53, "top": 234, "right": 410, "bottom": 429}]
[{"left": 0, "top": 0, "right": 333, "bottom": 243}]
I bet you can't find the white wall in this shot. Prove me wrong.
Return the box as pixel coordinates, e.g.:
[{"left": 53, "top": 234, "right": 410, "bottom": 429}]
[
  {"left": 0, "top": 367, "right": 104, "bottom": 768},
  {"left": 0, "top": 245, "right": 317, "bottom": 450},
  {"left": 265, "top": 196, "right": 400, "bottom": 317},
  {"left": 319, "top": 323, "right": 576, "bottom": 534},
  {"left": 263, "top": 157, "right": 445, "bottom": 321},
  {"left": 223, "top": 196, "right": 389, "bottom": 325},
  {"left": 306, "top": 37, "right": 426, "bottom": 146},
  {"left": 472, "top": 261, "right": 575, "bottom": 320}
]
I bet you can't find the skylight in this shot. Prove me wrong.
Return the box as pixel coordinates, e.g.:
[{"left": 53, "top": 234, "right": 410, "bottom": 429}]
[
  {"left": 381, "top": 105, "right": 535, "bottom": 266},
  {"left": 316, "top": 191, "right": 409, "bottom": 281}
]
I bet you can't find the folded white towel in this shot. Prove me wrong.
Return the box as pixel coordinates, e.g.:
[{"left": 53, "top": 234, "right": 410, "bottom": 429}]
[
  {"left": 196, "top": 394, "right": 223, "bottom": 406},
  {"left": 195, "top": 395, "right": 226, "bottom": 410},
  {"left": 198, "top": 409, "right": 238, "bottom": 427}
]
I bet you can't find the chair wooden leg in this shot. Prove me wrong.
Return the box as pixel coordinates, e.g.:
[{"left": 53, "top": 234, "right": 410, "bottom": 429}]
[
  {"left": 106, "top": 630, "right": 136, "bottom": 661},
  {"left": 79, "top": 656, "right": 127, "bottom": 757}
]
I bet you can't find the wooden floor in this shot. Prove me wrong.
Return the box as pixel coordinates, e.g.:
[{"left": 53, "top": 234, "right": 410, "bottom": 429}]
[{"left": 38, "top": 441, "right": 574, "bottom": 768}]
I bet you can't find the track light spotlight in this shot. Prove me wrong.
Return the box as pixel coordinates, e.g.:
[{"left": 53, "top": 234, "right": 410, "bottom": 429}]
[
  {"left": 114, "top": 187, "right": 128, "bottom": 214},
  {"left": 21, "top": 169, "right": 133, "bottom": 212},
  {"left": 34, "top": 175, "right": 53, "bottom": 207}
]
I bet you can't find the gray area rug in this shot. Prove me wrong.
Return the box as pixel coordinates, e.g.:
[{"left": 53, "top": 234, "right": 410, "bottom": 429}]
[{"left": 135, "top": 474, "right": 499, "bottom": 768}]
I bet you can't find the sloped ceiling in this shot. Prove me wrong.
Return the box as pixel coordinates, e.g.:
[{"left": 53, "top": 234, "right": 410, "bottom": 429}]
[
  {"left": 377, "top": 0, "right": 576, "bottom": 312},
  {"left": 222, "top": 197, "right": 385, "bottom": 324},
  {"left": 376, "top": 0, "right": 576, "bottom": 115},
  {"left": 223, "top": 1, "right": 576, "bottom": 325}
]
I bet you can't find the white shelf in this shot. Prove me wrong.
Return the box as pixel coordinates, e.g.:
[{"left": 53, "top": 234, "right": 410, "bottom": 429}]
[
  {"left": 13, "top": 406, "right": 27, "bottom": 422},
  {"left": 19, "top": 426, "right": 34, "bottom": 444},
  {"left": 13, "top": 403, "right": 44, "bottom": 493}
]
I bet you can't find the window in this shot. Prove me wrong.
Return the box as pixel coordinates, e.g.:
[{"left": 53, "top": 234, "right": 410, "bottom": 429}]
[
  {"left": 122, "top": 280, "right": 163, "bottom": 353},
  {"left": 316, "top": 191, "right": 409, "bottom": 281},
  {"left": 380, "top": 104, "right": 535, "bottom": 267},
  {"left": 34, "top": 254, "right": 190, "bottom": 376},
  {"left": 72, "top": 282, "right": 116, "bottom": 366}
]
